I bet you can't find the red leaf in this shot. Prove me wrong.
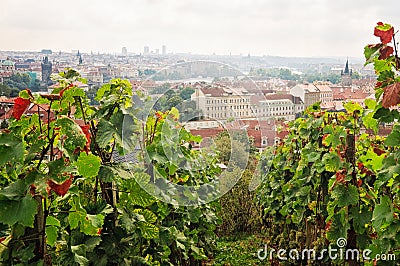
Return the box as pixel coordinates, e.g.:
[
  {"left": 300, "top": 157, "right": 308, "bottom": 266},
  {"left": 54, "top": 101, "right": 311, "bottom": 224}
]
[
  {"left": 374, "top": 22, "right": 394, "bottom": 44},
  {"left": 12, "top": 97, "right": 31, "bottom": 120},
  {"left": 378, "top": 45, "right": 394, "bottom": 60},
  {"left": 335, "top": 170, "right": 346, "bottom": 184},
  {"left": 373, "top": 147, "right": 385, "bottom": 156},
  {"left": 29, "top": 184, "right": 36, "bottom": 196},
  {"left": 382, "top": 82, "right": 400, "bottom": 108},
  {"left": 325, "top": 220, "right": 332, "bottom": 231},
  {"left": 80, "top": 125, "right": 91, "bottom": 153},
  {"left": 357, "top": 179, "right": 363, "bottom": 187},
  {"left": 97, "top": 228, "right": 102, "bottom": 235},
  {"left": 375, "top": 81, "right": 383, "bottom": 88},
  {"left": 47, "top": 176, "right": 73, "bottom": 197},
  {"left": 59, "top": 83, "right": 74, "bottom": 97}
]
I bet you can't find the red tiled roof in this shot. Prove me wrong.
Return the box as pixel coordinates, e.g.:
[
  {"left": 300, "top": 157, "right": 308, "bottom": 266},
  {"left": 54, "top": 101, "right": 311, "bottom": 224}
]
[
  {"left": 331, "top": 87, "right": 369, "bottom": 100},
  {"left": 200, "top": 87, "right": 228, "bottom": 97}
]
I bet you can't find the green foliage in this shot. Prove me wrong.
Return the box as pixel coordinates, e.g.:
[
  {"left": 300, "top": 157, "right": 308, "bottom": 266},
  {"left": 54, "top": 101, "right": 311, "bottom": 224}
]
[
  {"left": 0, "top": 83, "right": 19, "bottom": 97},
  {"left": 211, "top": 234, "right": 267, "bottom": 266},
  {"left": 257, "top": 100, "right": 399, "bottom": 265},
  {"left": 4, "top": 72, "right": 32, "bottom": 90},
  {"left": 217, "top": 168, "right": 263, "bottom": 236},
  {"left": 0, "top": 70, "right": 221, "bottom": 266}
]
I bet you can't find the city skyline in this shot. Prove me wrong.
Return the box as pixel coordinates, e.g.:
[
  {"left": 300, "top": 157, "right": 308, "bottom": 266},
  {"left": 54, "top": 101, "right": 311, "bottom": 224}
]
[{"left": 0, "top": 0, "right": 398, "bottom": 58}]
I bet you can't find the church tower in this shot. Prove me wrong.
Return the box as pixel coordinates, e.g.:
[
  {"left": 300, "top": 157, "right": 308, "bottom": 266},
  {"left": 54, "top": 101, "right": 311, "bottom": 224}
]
[
  {"left": 341, "top": 59, "right": 352, "bottom": 86},
  {"left": 41, "top": 56, "right": 53, "bottom": 87}
]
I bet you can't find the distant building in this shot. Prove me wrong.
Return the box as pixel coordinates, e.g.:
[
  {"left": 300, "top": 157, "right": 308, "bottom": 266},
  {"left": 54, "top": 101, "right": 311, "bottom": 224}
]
[
  {"left": 290, "top": 83, "right": 320, "bottom": 108},
  {"left": 341, "top": 59, "right": 352, "bottom": 86},
  {"left": 191, "top": 85, "right": 252, "bottom": 121},
  {"left": 250, "top": 94, "right": 304, "bottom": 121},
  {"left": 41, "top": 49, "right": 52, "bottom": 55},
  {"left": 144, "top": 46, "right": 150, "bottom": 55},
  {"left": 1, "top": 60, "right": 15, "bottom": 71},
  {"left": 122, "top": 47, "right": 127, "bottom": 56},
  {"left": 162, "top": 45, "right": 167, "bottom": 55},
  {"left": 41, "top": 56, "right": 52, "bottom": 87}
]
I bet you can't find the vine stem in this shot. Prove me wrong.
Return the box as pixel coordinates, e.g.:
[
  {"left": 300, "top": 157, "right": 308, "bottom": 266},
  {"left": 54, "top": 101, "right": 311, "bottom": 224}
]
[{"left": 393, "top": 30, "right": 399, "bottom": 57}]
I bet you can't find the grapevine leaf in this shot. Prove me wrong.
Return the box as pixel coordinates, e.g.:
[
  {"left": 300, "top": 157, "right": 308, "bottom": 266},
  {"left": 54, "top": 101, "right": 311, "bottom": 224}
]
[
  {"left": 96, "top": 119, "right": 116, "bottom": 148},
  {"left": 138, "top": 222, "right": 159, "bottom": 239},
  {"left": 322, "top": 152, "right": 341, "bottom": 172},
  {"left": 382, "top": 82, "right": 400, "bottom": 108},
  {"left": 0, "top": 133, "right": 24, "bottom": 167},
  {"left": 373, "top": 59, "right": 394, "bottom": 74},
  {"left": 331, "top": 184, "right": 359, "bottom": 207},
  {"left": 344, "top": 101, "right": 363, "bottom": 114},
  {"left": 359, "top": 150, "right": 385, "bottom": 173},
  {"left": 378, "top": 45, "right": 394, "bottom": 60},
  {"left": 75, "top": 153, "right": 101, "bottom": 178},
  {"left": 0, "top": 195, "right": 37, "bottom": 227},
  {"left": 350, "top": 206, "right": 372, "bottom": 234},
  {"left": 71, "top": 244, "right": 89, "bottom": 266},
  {"left": 362, "top": 112, "right": 378, "bottom": 134},
  {"left": 364, "top": 98, "right": 377, "bottom": 109},
  {"left": 384, "top": 129, "right": 400, "bottom": 147},
  {"left": 46, "top": 226, "right": 58, "bottom": 247},
  {"left": 81, "top": 214, "right": 104, "bottom": 236},
  {"left": 364, "top": 44, "right": 383, "bottom": 64},
  {"left": 12, "top": 97, "right": 31, "bottom": 120},
  {"left": 55, "top": 116, "right": 87, "bottom": 156},
  {"left": 46, "top": 216, "right": 61, "bottom": 227},
  {"left": 372, "top": 195, "right": 393, "bottom": 230},
  {"left": 47, "top": 176, "right": 73, "bottom": 197},
  {"left": 119, "top": 173, "right": 156, "bottom": 207},
  {"left": 374, "top": 22, "right": 394, "bottom": 44},
  {"left": 0, "top": 179, "right": 29, "bottom": 200}
]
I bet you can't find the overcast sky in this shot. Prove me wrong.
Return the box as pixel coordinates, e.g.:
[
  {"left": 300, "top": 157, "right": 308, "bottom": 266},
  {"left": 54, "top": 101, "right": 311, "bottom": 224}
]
[{"left": 0, "top": 0, "right": 398, "bottom": 58}]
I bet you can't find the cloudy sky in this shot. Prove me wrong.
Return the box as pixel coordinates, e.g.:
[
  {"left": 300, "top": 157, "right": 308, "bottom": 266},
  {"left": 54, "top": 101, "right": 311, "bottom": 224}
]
[{"left": 0, "top": 0, "right": 398, "bottom": 58}]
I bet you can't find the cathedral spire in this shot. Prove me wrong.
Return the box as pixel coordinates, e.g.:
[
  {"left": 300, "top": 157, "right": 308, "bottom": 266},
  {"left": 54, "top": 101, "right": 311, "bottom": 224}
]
[{"left": 344, "top": 59, "right": 349, "bottom": 74}]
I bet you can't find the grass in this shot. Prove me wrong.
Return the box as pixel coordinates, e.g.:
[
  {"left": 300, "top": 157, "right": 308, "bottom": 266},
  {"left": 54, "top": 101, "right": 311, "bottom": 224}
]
[{"left": 206, "top": 233, "right": 270, "bottom": 266}]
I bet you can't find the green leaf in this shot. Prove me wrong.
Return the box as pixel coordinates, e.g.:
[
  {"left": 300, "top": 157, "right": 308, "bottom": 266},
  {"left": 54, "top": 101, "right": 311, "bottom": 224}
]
[
  {"left": 55, "top": 116, "right": 87, "bottom": 156},
  {"left": 362, "top": 112, "right": 378, "bottom": 134},
  {"left": 372, "top": 195, "right": 393, "bottom": 230},
  {"left": 138, "top": 222, "right": 159, "bottom": 239},
  {"left": 350, "top": 206, "right": 372, "bottom": 234},
  {"left": 98, "top": 165, "right": 114, "bottom": 182},
  {"left": 322, "top": 152, "right": 341, "bottom": 172},
  {"left": 46, "top": 216, "right": 61, "bottom": 227},
  {"left": 331, "top": 184, "right": 359, "bottom": 207},
  {"left": 0, "top": 133, "right": 24, "bottom": 166},
  {"left": 364, "top": 44, "right": 382, "bottom": 64},
  {"left": 81, "top": 214, "right": 104, "bottom": 235},
  {"left": 75, "top": 153, "right": 101, "bottom": 178},
  {"left": 69, "top": 212, "right": 84, "bottom": 229},
  {"left": 359, "top": 150, "right": 385, "bottom": 173},
  {"left": 0, "top": 179, "right": 29, "bottom": 200},
  {"left": 96, "top": 119, "right": 116, "bottom": 148},
  {"left": 46, "top": 226, "right": 58, "bottom": 247},
  {"left": 364, "top": 98, "right": 377, "bottom": 110},
  {"left": 0, "top": 195, "right": 37, "bottom": 227},
  {"left": 120, "top": 173, "right": 156, "bottom": 207},
  {"left": 133, "top": 209, "right": 157, "bottom": 223},
  {"left": 344, "top": 101, "right": 363, "bottom": 114},
  {"left": 385, "top": 130, "right": 400, "bottom": 147},
  {"left": 373, "top": 59, "right": 394, "bottom": 74},
  {"left": 71, "top": 244, "right": 89, "bottom": 266}
]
